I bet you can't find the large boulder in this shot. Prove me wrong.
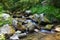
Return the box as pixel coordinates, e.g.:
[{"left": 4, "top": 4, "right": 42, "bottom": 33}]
[
  {"left": 44, "top": 24, "right": 53, "bottom": 30},
  {"left": 0, "top": 24, "right": 15, "bottom": 35},
  {"left": 54, "top": 25, "right": 60, "bottom": 32},
  {"left": 0, "top": 13, "right": 12, "bottom": 26}
]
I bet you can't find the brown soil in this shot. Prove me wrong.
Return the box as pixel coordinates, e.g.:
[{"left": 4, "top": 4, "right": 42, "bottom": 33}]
[{"left": 20, "top": 32, "right": 60, "bottom": 40}]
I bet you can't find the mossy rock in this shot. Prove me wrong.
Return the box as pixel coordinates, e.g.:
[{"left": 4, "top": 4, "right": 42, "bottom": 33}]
[{"left": 44, "top": 24, "right": 53, "bottom": 30}]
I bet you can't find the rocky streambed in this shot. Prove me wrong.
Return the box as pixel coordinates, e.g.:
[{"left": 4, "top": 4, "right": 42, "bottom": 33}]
[{"left": 0, "top": 12, "right": 60, "bottom": 40}]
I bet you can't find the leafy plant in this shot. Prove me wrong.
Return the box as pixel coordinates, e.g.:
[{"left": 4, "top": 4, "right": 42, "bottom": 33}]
[
  {"left": 1, "top": 0, "right": 40, "bottom": 13},
  {"left": 30, "top": 5, "right": 60, "bottom": 21},
  {"left": 0, "top": 13, "right": 12, "bottom": 27},
  {"left": 0, "top": 3, "right": 4, "bottom": 13},
  {"left": 0, "top": 17, "right": 12, "bottom": 27},
  {"left": 0, "top": 0, "right": 60, "bottom": 21}
]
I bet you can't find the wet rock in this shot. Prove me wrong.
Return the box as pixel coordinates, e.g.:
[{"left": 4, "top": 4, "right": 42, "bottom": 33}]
[
  {"left": 19, "top": 33, "right": 27, "bottom": 37},
  {"left": 40, "top": 30, "right": 50, "bottom": 33},
  {"left": 33, "top": 14, "right": 40, "bottom": 20},
  {"left": 40, "top": 29, "right": 55, "bottom": 34},
  {"left": 0, "top": 13, "right": 12, "bottom": 26},
  {"left": 10, "top": 34, "right": 19, "bottom": 40},
  {"left": 40, "top": 13, "right": 50, "bottom": 23},
  {"left": 0, "top": 13, "right": 13, "bottom": 27},
  {"left": 24, "top": 20, "right": 36, "bottom": 31},
  {"left": 10, "top": 32, "right": 27, "bottom": 40},
  {"left": 44, "top": 17, "right": 50, "bottom": 23},
  {"left": 25, "top": 10, "right": 31, "bottom": 14},
  {"left": 25, "top": 10, "right": 32, "bottom": 17},
  {"left": 29, "top": 14, "right": 40, "bottom": 22},
  {"left": 15, "top": 30, "right": 22, "bottom": 34},
  {"left": 17, "top": 18, "right": 26, "bottom": 22},
  {"left": 12, "top": 18, "right": 26, "bottom": 30},
  {"left": 12, "top": 19, "right": 18, "bottom": 29},
  {"left": 10, "top": 31, "right": 21, "bottom": 40},
  {"left": 17, "top": 19, "right": 37, "bottom": 31},
  {"left": 34, "top": 29, "right": 39, "bottom": 33},
  {"left": 15, "top": 31, "right": 27, "bottom": 37},
  {"left": 10, "top": 30, "right": 22, "bottom": 40},
  {"left": 0, "top": 13, "right": 10, "bottom": 20},
  {"left": 0, "top": 24, "right": 15, "bottom": 35},
  {"left": 54, "top": 25, "right": 60, "bottom": 32},
  {"left": 12, "top": 18, "right": 27, "bottom": 31},
  {"left": 44, "top": 24, "right": 53, "bottom": 30},
  {"left": 40, "top": 13, "right": 45, "bottom": 22},
  {"left": 29, "top": 13, "right": 50, "bottom": 25},
  {"left": 17, "top": 22, "right": 26, "bottom": 31}
]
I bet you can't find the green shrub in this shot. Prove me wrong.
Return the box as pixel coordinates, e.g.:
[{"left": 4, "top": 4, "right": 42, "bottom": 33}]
[{"left": 30, "top": 5, "right": 60, "bottom": 21}]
